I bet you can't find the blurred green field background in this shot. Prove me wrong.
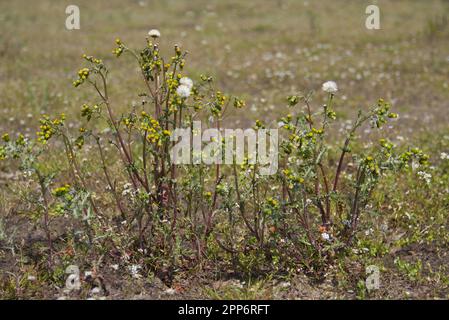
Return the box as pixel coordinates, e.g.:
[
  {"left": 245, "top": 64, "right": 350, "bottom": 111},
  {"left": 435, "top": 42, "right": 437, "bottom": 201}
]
[{"left": 1, "top": 0, "right": 448, "bottom": 137}]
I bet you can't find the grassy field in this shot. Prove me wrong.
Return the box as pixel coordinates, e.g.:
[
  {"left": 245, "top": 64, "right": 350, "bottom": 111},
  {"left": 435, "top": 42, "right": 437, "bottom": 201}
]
[{"left": 0, "top": 0, "right": 448, "bottom": 299}]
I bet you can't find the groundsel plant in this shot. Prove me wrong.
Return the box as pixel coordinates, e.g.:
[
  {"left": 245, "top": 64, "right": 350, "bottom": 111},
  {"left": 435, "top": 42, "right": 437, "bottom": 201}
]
[{"left": 0, "top": 30, "right": 430, "bottom": 280}]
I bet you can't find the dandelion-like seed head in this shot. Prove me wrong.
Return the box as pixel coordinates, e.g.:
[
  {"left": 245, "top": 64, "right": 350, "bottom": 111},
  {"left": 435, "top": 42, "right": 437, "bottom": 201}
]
[
  {"left": 148, "top": 29, "right": 161, "bottom": 39},
  {"left": 322, "top": 81, "right": 338, "bottom": 94},
  {"left": 176, "top": 84, "right": 191, "bottom": 98},
  {"left": 179, "top": 77, "right": 193, "bottom": 89}
]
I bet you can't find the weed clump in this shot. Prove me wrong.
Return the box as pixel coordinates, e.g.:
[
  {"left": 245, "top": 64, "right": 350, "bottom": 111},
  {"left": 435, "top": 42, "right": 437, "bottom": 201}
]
[{"left": 0, "top": 31, "right": 431, "bottom": 285}]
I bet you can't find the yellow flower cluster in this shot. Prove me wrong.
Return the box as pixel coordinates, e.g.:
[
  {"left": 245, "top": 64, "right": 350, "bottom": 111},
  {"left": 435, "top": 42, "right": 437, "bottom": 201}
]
[
  {"left": 73, "top": 68, "right": 90, "bottom": 87},
  {"left": 266, "top": 197, "right": 279, "bottom": 208},
  {"left": 52, "top": 184, "right": 71, "bottom": 197},
  {"left": 1, "top": 133, "right": 10, "bottom": 142},
  {"left": 379, "top": 138, "right": 394, "bottom": 156},
  {"left": 0, "top": 133, "right": 26, "bottom": 161},
  {"left": 233, "top": 97, "right": 246, "bottom": 109},
  {"left": 211, "top": 91, "right": 226, "bottom": 116},
  {"left": 113, "top": 38, "right": 124, "bottom": 57},
  {"left": 81, "top": 104, "right": 100, "bottom": 122},
  {"left": 282, "top": 168, "right": 304, "bottom": 188},
  {"left": 170, "top": 45, "right": 184, "bottom": 68},
  {"left": 364, "top": 155, "right": 380, "bottom": 175},
  {"left": 372, "top": 98, "right": 398, "bottom": 128},
  {"left": 166, "top": 73, "right": 179, "bottom": 91},
  {"left": 289, "top": 133, "right": 301, "bottom": 143},
  {"left": 16, "top": 134, "right": 26, "bottom": 146},
  {"left": 82, "top": 54, "right": 102, "bottom": 65},
  {"left": 122, "top": 116, "right": 136, "bottom": 130},
  {"left": 311, "top": 127, "right": 324, "bottom": 135},
  {"left": 254, "top": 119, "right": 264, "bottom": 129},
  {"left": 166, "top": 73, "right": 183, "bottom": 109},
  {"left": 411, "top": 148, "right": 429, "bottom": 165},
  {"left": 37, "top": 114, "right": 65, "bottom": 144},
  {"left": 326, "top": 109, "right": 337, "bottom": 120},
  {"left": 203, "top": 191, "right": 212, "bottom": 200},
  {"left": 287, "top": 95, "right": 300, "bottom": 106},
  {"left": 140, "top": 43, "right": 163, "bottom": 79},
  {"left": 140, "top": 112, "right": 170, "bottom": 145}
]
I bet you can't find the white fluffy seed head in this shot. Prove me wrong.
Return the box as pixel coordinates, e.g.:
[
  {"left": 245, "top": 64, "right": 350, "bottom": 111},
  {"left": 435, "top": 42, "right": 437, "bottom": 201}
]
[
  {"left": 176, "top": 85, "right": 191, "bottom": 98},
  {"left": 148, "top": 29, "right": 161, "bottom": 38},
  {"left": 179, "top": 77, "right": 193, "bottom": 89},
  {"left": 322, "top": 81, "right": 338, "bottom": 94}
]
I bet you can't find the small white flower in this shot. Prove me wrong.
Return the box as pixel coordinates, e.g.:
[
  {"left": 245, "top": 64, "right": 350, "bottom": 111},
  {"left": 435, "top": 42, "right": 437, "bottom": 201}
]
[
  {"left": 176, "top": 84, "right": 191, "bottom": 98},
  {"left": 277, "top": 121, "right": 286, "bottom": 128},
  {"left": 440, "top": 152, "right": 449, "bottom": 160},
  {"left": 148, "top": 29, "right": 161, "bottom": 38},
  {"left": 417, "top": 171, "right": 432, "bottom": 184},
  {"left": 27, "top": 275, "right": 36, "bottom": 281},
  {"left": 110, "top": 264, "right": 119, "bottom": 271},
  {"left": 122, "top": 183, "right": 138, "bottom": 199},
  {"left": 322, "top": 81, "right": 338, "bottom": 94},
  {"left": 90, "top": 287, "right": 101, "bottom": 295},
  {"left": 179, "top": 77, "right": 193, "bottom": 89},
  {"left": 164, "top": 288, "right": 176, "bottom": 295},
  {"left": 128, "top": 264, "right": 141, "bottom": 278},
  {"left": 321, "top": 232, "right": 330, "bottom": 241}
]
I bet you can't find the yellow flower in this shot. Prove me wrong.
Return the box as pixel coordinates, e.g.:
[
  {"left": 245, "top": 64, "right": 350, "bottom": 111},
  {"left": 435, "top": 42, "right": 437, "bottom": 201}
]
[
  {"left": 233, "top": 97, "right": 245, "bottom": 108},
  {"left": 203, "top": 191, "right": 212, "bottom": 199},
  {"left": 1, "top": 133, "right": 10, "bottom": 142}
]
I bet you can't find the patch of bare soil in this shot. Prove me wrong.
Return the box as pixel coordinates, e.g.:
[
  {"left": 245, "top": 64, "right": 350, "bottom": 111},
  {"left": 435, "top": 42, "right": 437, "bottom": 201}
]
[{"left": 1, "top": 209, "right": 448, "bottom": 299}]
